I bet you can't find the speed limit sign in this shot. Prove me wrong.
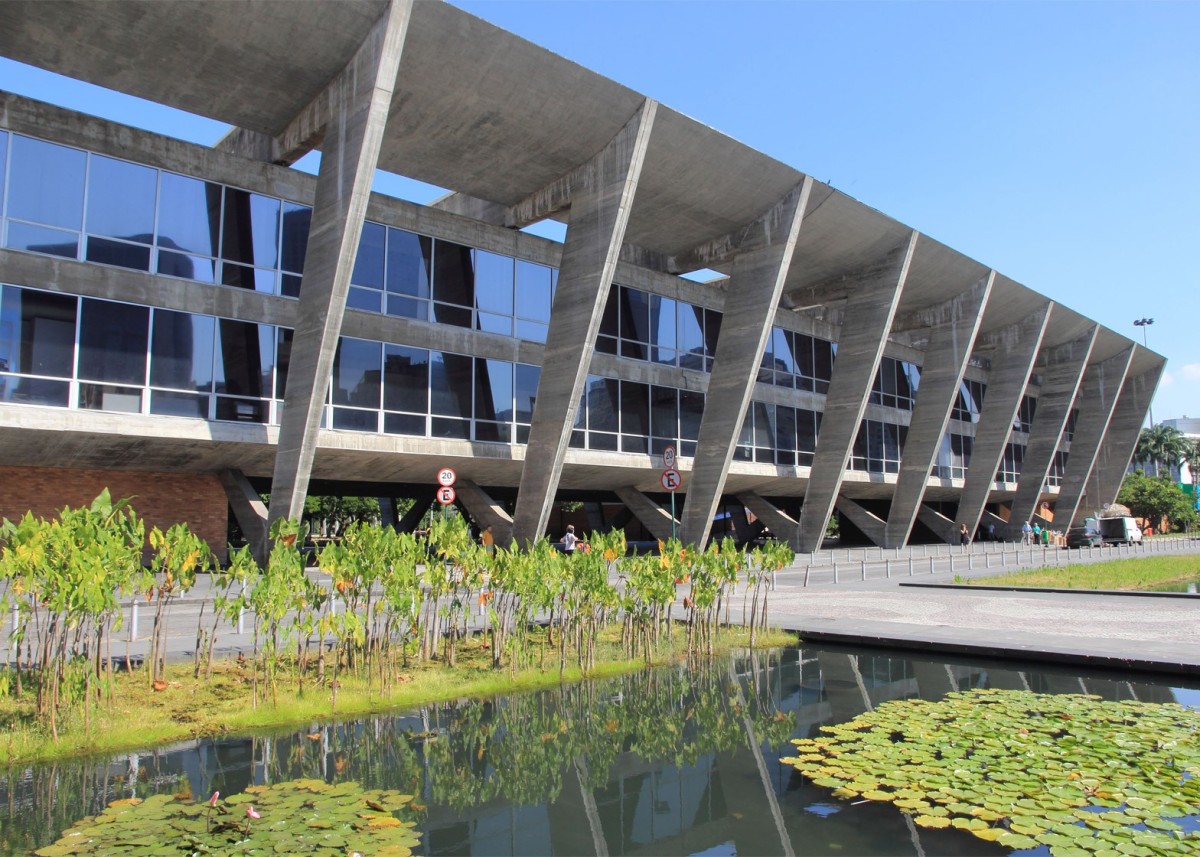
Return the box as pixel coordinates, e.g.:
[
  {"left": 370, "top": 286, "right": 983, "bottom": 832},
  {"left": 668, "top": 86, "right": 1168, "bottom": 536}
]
[
  {"left": 437, "top": 467, "right": 457, "bottom": 487},
  {"left": 662, "top": 445, "right": 677, "bottom": 469},
  {"left": 436, "top": 485, "right": 456, "bottom": 505},
  {"left": 660, "top": 468, "right": 681, "bottom": 492}
]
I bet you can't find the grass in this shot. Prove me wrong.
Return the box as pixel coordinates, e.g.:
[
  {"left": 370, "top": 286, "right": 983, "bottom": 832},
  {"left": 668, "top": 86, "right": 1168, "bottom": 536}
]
[
  {"left": 960, "top": 554, "right": 1200, "bottom": 591},
  {"left": 0, "top": 625, "right": 795, "bottom": 769}
]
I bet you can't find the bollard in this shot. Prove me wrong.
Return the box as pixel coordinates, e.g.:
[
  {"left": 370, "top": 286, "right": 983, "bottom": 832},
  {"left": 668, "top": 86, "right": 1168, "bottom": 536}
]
[
  {"left": 861, "top": 559, "right": 867, "bottom": 581},
  {"left": 909, "top": 556, "right": 914, "bottom": 576},
  {"left": 930, "top": 556, "right": 935, "bottom": 574},
  {"left": 129, "top": 601, "right": 139, "bottom": 642},
  {"left": 968, "top": 552, "right": 973, "bottom": 572},
  {"left": 237, "top": 605, "right": 245, "bottom": 635},
  {"left": 886, "top": 559, "right": 892, "bottom": 578},
  {"left": 986, "top": 553, "right": 991, "bottom": 569},
  {"left": 833, "top": 562, "right": 839, "bottom": 584}
]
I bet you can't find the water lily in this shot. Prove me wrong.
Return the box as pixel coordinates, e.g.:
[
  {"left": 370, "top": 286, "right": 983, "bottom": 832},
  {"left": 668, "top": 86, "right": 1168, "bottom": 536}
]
[
  {"left": 208, "top": 791, "right": 220, "bottom": 807},
  {"left": 205, "top": 790, "right": 219, "bottom": 832},
  {"left": 245, "top": 804, "right": 260, "bottom": 820}
]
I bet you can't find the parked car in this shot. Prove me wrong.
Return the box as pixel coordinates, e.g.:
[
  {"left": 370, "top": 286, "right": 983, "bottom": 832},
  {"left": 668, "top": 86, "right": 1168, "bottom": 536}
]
[{"left": 1065, "top": 525, "right": 1104, "bottom": 549}]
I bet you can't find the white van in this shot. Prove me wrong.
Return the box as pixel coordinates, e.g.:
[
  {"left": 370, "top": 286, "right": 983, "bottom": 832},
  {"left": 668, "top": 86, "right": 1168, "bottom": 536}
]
[{"left": 1097, "top": 516, "right": 1143, "bottom": 545}]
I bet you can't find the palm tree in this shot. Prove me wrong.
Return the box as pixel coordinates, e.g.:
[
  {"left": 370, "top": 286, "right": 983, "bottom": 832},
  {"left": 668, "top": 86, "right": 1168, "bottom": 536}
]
[{"left": 1133, "top": 425, "right": 1187, "bottom": 478}]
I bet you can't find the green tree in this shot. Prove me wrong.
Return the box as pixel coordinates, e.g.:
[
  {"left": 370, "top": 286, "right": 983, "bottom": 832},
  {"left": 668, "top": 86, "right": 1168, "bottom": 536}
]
[{"left": 1117, "top": 470, "right": 1198, "bottom": 532}]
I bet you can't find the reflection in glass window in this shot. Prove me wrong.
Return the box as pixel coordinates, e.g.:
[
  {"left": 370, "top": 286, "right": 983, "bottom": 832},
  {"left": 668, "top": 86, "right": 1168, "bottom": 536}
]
[
  {"left": 0, "top": 286, "right": 77, "bottom": 378},
  {"left": 996, "top": 442, "right": 1024, "bottom": 483},
  {"left": 952, "top": 379, "right": 986, "bottom": 423},
  {"left": 383, "top": 344, "right": 429, "bottom": 414},
  {"left": 853, "top": 420, "right": 906, "bottom": 474},
  {"left": 151, "top": 310, "right": 215, "bottom": 393},
  {"left": 932, "top": 432, "right": 972, "bottom": 479},
  {"left": 475, "top": 358, "right": 513, "bottom": 423},
  {"left": 157, "top": 173, "right": 220, "bottom": 282},
  {"left": 352, "top": 222, "right": 386, "bottom": 290},
  {"left": 86, "top": 155, "right": 156, "bottom": 242},
  {"left": 333, "top": 337, "right": 382, "bottom": 409},
  {"left": 8, "top": 136, "right": 86, "bottom": 231},
  {"left": 433, "top": 241, "right": 474, "bottom": 310},
  {"left": 514, "top": 363, "right": 539, "bottom": 424},
  {"left": 280, "top": 203, "right": 311, "bottom": 276},
  {"left": 430, "top": 351, "right": 473, "bottom": 418},
  {"left": 6, "top": 222, "right": 78, "bottom": 259},
  {"left": 0, "top": 132, "right": 7, "bottom": 216},
  {"left": 221, "top": 189, "right": 280, "bottom": 269},
  {"left": 515, "top": 260, "right": 551, "bottom": 323},
  {"left": 78, "top": 299, "right": 148, "bottom": 385},
  {"left": 474, "top": 250, "right": 514, "bottom": 316},
  {"left": 214, "top": 319, "right": 274, "bottom": 399}
]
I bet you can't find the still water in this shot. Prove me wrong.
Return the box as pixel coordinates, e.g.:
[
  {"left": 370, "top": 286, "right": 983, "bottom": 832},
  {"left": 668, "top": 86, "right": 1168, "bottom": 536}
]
[{"left": 2, "top": 644, "right": 1197, "bottom": 856}]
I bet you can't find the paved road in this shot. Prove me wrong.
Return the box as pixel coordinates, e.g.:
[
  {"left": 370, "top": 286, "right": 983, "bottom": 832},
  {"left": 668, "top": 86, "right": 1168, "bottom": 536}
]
[{"left": 6, "top": 536, "right": 1199, "bottom": 676}]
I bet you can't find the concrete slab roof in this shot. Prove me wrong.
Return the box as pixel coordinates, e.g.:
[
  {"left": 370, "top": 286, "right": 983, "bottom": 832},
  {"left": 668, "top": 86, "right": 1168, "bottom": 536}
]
[{"left": 0, "top": 0, "right": 1155, "bottom": 367}]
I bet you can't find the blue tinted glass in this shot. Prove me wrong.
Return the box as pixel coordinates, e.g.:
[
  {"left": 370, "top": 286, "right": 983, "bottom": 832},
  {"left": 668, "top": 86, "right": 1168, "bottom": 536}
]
[
  {"left": 214, "top": 319, "right": 274, "bottom": 397},
  {"left": 434, "top": 240, "right": 474, "bottom": 308},
  {"left": 621, "top": 287, "right": 651, "bottom": 344},
  {"left": 221, "top": 263, "right": 276, "bottom": 294},
  {"left": 514, "top": 363, "right": 539, "bottom": 423},
  {"left": 150, "top": 309, "right": 214, "bottom": 392},
  {"left": 6, "top": 222, "right": 78, "bottom": 258},
  {"left": 386, "top": 229, "right": 431, "bottom": 297},
  {"left": 383, "top": 344, "right": 428, "bottom": 413},
  {"left": 0, "top": 133, "right": 7, "bottom": 217},
  {"left": 280, "top": 203, "right": 311, "bottom": 274},
  {"left": 475, "top": 359, "right": 513, "bottom": 422},
  {"left": 157, "top": 173, "right": 221, "bottom": 257},
  {"left": 78, "top": 299, "right": 148, "bottom": 384},
  {"left": 333, "top": 337, "right": 381, "bottom": 408},
  {"left": 677, "top": 304, "right": 704, "bottom": 367},
  {"left": 515, "top": 260, "right": 551, "bottom": 322},
  {"left": 0, "top": 376, "right": 69, "bottom": 406},
  {"left": 86, "top": 236, "right": 151, "bottom": 271},
  {"left": 158, "top": 250, "right": 216, "bottom": 282},
  {"left": 514, "top": 319, "right": 547, "bottom": 343},
  {"left": 0, "top": 286, "right": 77, "bottom": 377},
  {"left": 624, "top": 381, "right": 651, "bottom": 437},
  {"left": 477, "top": 312, "right": 512, "bottom": 337},
  {"left": 650, "top": 385, "right": 677, "bottom": 439},
  {"left": 9, "top": 136, "right": 85, "bottom": 230},
  {"left": 352, "top": 222, "right": 385, "bottom": 289},
  {"left": 585, "top": 376, "right": 619, "bottom": 433},
  {"left": 222, "top": 189, "right": 280, "bottom": 268},
  {"left": 651, "top": 296, "right": 676, "bottom": 350},
  {"left": 430, "top": 351, "right": 473, "bottom": 418},
  {"left": 771, "top": 328, "right": 796, "bottom": 375},
  {"left": 150, "top": 389, "right": 209, "bottom": 418},
  {"left": 86, "top": 155, "right": 156, "bottom": 241},
  {"left": 474, "top": 250, "right": 513, "bottom": 315},
  {"left": 346, "top": 286, "right": 383, "bottom": 313}
]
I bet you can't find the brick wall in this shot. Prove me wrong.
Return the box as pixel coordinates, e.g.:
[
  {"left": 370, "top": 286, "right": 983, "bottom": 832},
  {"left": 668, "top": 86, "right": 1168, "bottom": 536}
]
[{"left": 0, "top": 466, "right": 229, "bottom": 563}]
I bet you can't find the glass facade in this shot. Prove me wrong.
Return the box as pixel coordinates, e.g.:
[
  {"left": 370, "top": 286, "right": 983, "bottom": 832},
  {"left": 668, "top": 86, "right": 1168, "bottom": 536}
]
[
  {"left": 851, "top": 420, "right": 906, "bottom": 474},
  {"left": 760, "top": 326, "right": 836, "bottom": 393},
  {"left": 869, "top": 356, "right": 920, "bottom": 410},
  {"left": 950, "top": 378, "right": 986, "bottom": 423},
  {"left": 996, "top": 442, "right": 1024, "bottom": 484},
  {"left": 933, "top": 432, "right": 973, "bottom": 480},
  {"left": 597, "top": 285, "right": 721, "bottom": 372},
  {"left": 1013, "top": 395, "right": 1037, "bottom": 434}
]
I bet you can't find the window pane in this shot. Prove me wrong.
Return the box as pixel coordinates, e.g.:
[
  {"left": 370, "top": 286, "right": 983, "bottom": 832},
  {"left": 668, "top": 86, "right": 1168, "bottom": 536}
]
[
  {"left": 680, "top": 390, "right": 704, "bottom": 440},
  {"left": 79, "top": 383, "right": 141, "bottom": 413},
  {"left": 515, "top": 260, "right": 551, "bottom": 322},
  {"left": 620, "top": 287, "right": 651, "bottom": 344},
  {"left": 158, "top": 250, "right": 217, "bottom": 283},
  {"left": 429, "top": 351, "right": 473, "bottom": 418},
  {"left": 514, "top": 319, "right": 547, "bottom": 343},
  {"left": 221, "top": 263, "right": 276, "bottom": 294},
  {"left": 620, "top": 381, "right": 649, "bottom": 437},
  {"left": 86, "top": 237, "right": 151, "bottom": 271},
  {"left": 346, "top": 286, "right": 382, "bottom": 313},
  {"left": 151, "top": 310, "right": 214, "bottom": 392},
  {"left": 214, "top": 320, "right": 273, "bottom": 398},
  {"left": 332, "top": 337, "right": 381, "bottom": 408},
  {"left": 433, "top": 240, "right": 474, "bottom": 308},
  {"left": 474, "top": 250, "right": 513, "bottom": 315},
  {"left": 275, "top": 329, "right": 292, "bottom": 399},
  {"left": 0, "top": 133, "right": 6, "bottom": 215},
  {"left": 384, "top": 412, "right": 425, "bottom": 436},
  {"left": 474, "top": 358, "right": 513, "bottom": 423},
  {"left": 0, "top": 286, "right": 76, "bottom": 377},
  {"left": 150, "top": 389, "right": 208, "bottom": 418},
  {"left": 332, "top": 408, "right": 378, "bottom": 432},
  {"left": 280, "top": 203, "right": 311, "bottom": 274},
  {"left": 652, "top": 296, "right": 676, "bottom": 351},
  {"left": 9, "top": 136, "right": 85, "bottom": 230},
  {"left": 0, "top": 376, "right": 68, "bottom": 406},
  {"left": 478, "top": 312, "right": 512, "bottom": 337},
  {"left": 352, "top": 222, "right": 386, "bottom": 289},
  {"left": 585, "top": 376, "right": 620, "bottom": 433},
  {"left": 599, "top": 289, "right": 619, "bottom": 339},
  {"left": 221, "top": 189, "right": 280, "bottom": 268},
  {"left": 678, "top": 304, "right": 704, "bottom": 370},
  {"left": 157, "top": 173, "right": 221, "bottom": 257},
  {"left": 775, "top": 405, "right": 797, "bottom": 453},
  {"left": 86, "top": 155, "right": 156, "bottom": 242},
  {"left": 650, "top": 385, "right": 677, "bottom": 439},
  {"left": 384, "top": 344, "right": 429, "bottom": 413},
  {"left": 78, "top": 299, "right": 148, "bottom": 384},
  {"left": 6, "top": 222, "right": 78, "bottom": 258},
  {"left": 386, "top": 229, "right": 432, "bottom": 297},
  {"left": 215, "top": 396, "right": 266, "bottom": 423},
  {"left": 515, "top": 363, "right": 539, "bottom": 424}
]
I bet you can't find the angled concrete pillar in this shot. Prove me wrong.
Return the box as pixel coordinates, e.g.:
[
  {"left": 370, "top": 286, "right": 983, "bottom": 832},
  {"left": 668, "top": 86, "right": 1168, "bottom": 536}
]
[
  {"left": 954, "top": 305, "right": 1051, "bottom": 540},
  {"left": 267, "top": 0, "right": 413, "bottom": 529},
  {"left": 796, "top": 232, "right": 918, "bottom": 553},
  {"left": 1052, "top": 346, "right": 1134, "bottom": 526},
  {"left": 916, "top": 503, "right": 957, "bottom": 544},
  {"left": 679, "top": 179, "right": 813, "bottom": 548},
  {"left": 511, "top": 101, "right": 657, "bottom": 546},
  {"left": 614, "top": 486, "right": 677, "bottom": 543},
  {"left": 1087, "top": 359, "right": 1165, "bottom": 513},
  {"left": 835, "top": 498, "right": 886, "bottom": 546},
  {"left": 883, "top": 274, "right": 992, "bottom": 547},
  {"left": 220, "top": 469, "right": 269, "bottom": 565},
  {"left": 737, "top": 493, "right": 801, "bottom": 550},
  {"left": 1007, "top": 325, "right": 1098, "bottom": 535},
  {"left": 454, "top": 479, "right": 514, "bottom": 544},
  {"left": 396, "top": 497, "right": 433, "bottom": 533}
]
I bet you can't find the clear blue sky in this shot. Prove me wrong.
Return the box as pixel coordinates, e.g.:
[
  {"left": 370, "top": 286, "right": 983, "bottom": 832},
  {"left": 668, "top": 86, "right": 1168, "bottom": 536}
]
[{"left": 2, "top": 0, "right": 1197, "bottom": 422}]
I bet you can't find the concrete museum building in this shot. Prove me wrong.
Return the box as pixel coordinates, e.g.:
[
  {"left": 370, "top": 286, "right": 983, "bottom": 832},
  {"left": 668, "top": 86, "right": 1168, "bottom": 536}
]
[{"left": 0, "top": 1, "right": 1163, "bottom": 561}]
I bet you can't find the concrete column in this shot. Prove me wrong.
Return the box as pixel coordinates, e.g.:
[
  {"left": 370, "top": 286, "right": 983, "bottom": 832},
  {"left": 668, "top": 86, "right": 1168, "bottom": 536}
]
[
  {"left": 835, "top": 498, "right": 886, "bottom": 546},
  {"left": 614, "top": 486, "right": 677, "bottom": 544},
  {"left": 796, "top": 232, "right": 918, "bottom": 553},
  {"left": 510, "top": 100, "right": 657, "bottom": 546},
  {"left": 1007, "top": 325, "right": 1098, "bottom": 535},
  {"left": 396, "top": 497, "right": 433, "bottom": 533},
  {"left": 453, "top": 479, "right": 514, "bottom": 544},
  {"left": 954, "top": 305, "right": 1051, "bottom": 540},
  {"left": 1052, "top": 346, "right": 1134, "bottom": 526},
  {"left": 267, "top": 0, "right": 414, "bottom": 529},
  {"left": 219, "top": 469, "right": 269, "bottom": 564},
  {"left": 736, "top": 492, "right": 801, "bottom": 550},
  {"left": 679, "top": 179, "right": 813, "bottom": 548},
  {"left": 1087, "top": 359, "right": 1165, "bottom": 512},
  {"left": 883, "top": 275, "right": 992, "bottom": 547}
]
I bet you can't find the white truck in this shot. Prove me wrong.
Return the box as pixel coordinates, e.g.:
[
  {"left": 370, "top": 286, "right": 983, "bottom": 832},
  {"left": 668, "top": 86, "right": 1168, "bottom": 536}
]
[{"left": 1097, "top": 516, "right": 1143, "bottom": 545}]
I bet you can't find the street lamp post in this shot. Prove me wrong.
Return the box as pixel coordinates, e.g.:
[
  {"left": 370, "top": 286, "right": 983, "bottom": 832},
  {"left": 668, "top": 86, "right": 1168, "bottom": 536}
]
[{"left": 1134, "top": 318, "right": 1155, "bottom": 427}]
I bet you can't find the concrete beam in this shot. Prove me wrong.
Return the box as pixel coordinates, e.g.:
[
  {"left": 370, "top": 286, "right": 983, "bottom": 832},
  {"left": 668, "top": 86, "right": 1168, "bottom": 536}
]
[
  {"left": 219, "top": 469, "right": 269, "bottom": 565},
  {"left": 884, "top": 274, "right": 992, "bottom": 547},
  {"left": 835, "top": 498, "right": 886, "bottom": 546},
  {"left": 796, "top": 232, "right": 918, "bottom": 553},
  {"left": 1053, "top": 346, "right": 1134, "bottom": 527},
  {"left": 396, "top": 497, "right": 433, "bottom": 533},
  {"left": 679, "top": 179, "right": 813, "bottom": 549},
  {"left": 215, "top": 1, "right": 413, "bottom": 167},
  {"left": 267, "top": 0, "right": 413, "bottom": 530},
  {"left": 1007, "top": 325, "right": 1098, "bottom": 535},
  {"left": 1087, "top": 359, "right": 1165, "bottom": 515},
  {"left": 954, "top": 305, "right": 1051, "bottom": 541},
  {"left": 737, "top": 493, "right": 801, "bottom": 550},
  {"left": 453, "top": 479, "right": 514, "bottom": 543},
  {"left": 511, "top": 100, "right": 657, "bottom": 545},
  {"left": 916, "top": 503, "right": 957, "bottom": 544},
  {"left": 614, "top": 486, "right": 678, "bottom": 544}
]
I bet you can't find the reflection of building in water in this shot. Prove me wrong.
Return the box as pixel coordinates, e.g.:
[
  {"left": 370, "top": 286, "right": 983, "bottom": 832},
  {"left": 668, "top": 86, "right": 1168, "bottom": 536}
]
[{"left": 0, "top": 1, "right": 1162, "bottom": 563}]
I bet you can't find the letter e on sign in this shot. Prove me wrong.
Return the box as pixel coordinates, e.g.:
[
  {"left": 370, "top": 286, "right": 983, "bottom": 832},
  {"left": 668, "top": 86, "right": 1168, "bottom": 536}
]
[
  {"left": 437, "top": 467, "right": 457, "bottom": 487},
  {"left": 436, "top": 486, "right": 457, "bottom": 505},
  {"left": 660, "top": 468, "right": 681, "bottom": 492}
]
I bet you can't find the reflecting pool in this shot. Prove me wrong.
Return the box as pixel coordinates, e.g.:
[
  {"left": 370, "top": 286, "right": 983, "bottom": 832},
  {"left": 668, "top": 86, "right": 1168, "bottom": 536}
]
[{"left": 3, "top": 644, "right": 1197, "bottom": 856}]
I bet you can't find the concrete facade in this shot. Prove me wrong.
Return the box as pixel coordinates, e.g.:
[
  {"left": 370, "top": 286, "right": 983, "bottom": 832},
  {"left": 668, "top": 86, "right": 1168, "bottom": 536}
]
[{"left": 0, "top": 1, "right": 1163, "bottom": 555}]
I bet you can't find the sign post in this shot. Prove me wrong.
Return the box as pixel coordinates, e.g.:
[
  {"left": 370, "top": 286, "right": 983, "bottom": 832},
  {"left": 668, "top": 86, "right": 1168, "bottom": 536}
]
[{"left": 660, "top": 464, "right": 681, "bottom": 542}]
